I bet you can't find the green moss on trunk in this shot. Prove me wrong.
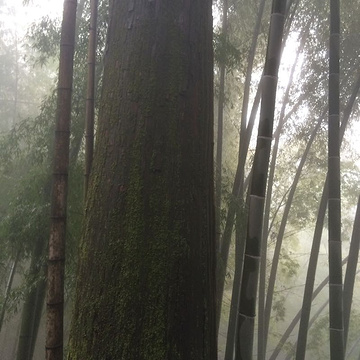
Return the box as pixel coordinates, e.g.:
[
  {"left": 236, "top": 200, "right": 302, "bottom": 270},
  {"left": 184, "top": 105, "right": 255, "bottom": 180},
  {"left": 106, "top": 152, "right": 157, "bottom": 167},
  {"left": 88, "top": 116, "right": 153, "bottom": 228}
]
[{"left": 67, "top": 1, "right": 216, "bottom": 359}]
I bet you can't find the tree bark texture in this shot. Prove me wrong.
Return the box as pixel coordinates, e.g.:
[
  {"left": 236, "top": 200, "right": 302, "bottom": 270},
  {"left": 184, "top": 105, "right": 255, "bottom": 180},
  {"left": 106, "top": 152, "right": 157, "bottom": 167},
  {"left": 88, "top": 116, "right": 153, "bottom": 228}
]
[
  {"left": 215, "top": 0, "right": 228, "bottom": 332},
  {"left": 84, "top": 0, "right": 99, "bottom": 197},
  {"left": 46, "top": 1, "right": 77, "bottom": 360},
  {"left": 67, "top": 1, "right": 216, "bottom": 359},
  {"left": 215, "top": 0, "right": 228, "bottom": 251}
]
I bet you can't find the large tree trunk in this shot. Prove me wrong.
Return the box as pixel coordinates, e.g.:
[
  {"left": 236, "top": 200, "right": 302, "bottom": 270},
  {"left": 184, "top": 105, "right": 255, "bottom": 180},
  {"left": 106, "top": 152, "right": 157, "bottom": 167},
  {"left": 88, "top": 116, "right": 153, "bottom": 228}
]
[
  {"left": 214, "top": 0, "right": 228, "bottom": 330},
  {"left": 215, "top": 0, "right": 228, "bottom": 332},
  {"left": 84, "top": 0, "right": 98, "bottom": 196},
  {"left": 215, "top": 0, "right": 228, "bottom": 257},
  {"left": 67, "top": 1, "right": 216, "bottom": 359}
]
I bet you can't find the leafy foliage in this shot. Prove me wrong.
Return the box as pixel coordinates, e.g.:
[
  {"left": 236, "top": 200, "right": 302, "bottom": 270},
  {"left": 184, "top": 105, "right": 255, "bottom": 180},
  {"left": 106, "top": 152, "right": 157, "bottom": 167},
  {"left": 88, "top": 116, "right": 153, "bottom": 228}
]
[
  {"left": 25, "top": 16, "right": 61, "bottom": 66},
  {"left": 0, "top": 0, "right": 109, "bottom": 326},
  {"left": 213, "top": 30, "right": 242, "bottom": 70}
]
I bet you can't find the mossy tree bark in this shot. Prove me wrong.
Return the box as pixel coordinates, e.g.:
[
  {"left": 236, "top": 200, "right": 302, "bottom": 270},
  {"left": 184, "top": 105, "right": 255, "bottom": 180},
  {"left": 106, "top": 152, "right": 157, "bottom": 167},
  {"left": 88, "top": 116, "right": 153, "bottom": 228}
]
[
  {"left": 84, "top": 0, "right": 98, "bottom": 197},
  {"left": 67, "top": 1, "right": 216, "bottom": 359}
]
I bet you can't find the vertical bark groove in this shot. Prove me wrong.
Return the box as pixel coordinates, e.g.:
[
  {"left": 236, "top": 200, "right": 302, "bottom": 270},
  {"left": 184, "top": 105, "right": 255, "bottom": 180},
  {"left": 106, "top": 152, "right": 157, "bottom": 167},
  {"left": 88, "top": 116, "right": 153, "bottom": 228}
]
[
  {"left": 84, "top": 0, "right": 98, "bottom": 197},
  {"left": 68, "top": 1, "right": 216, "bottom": 359}
]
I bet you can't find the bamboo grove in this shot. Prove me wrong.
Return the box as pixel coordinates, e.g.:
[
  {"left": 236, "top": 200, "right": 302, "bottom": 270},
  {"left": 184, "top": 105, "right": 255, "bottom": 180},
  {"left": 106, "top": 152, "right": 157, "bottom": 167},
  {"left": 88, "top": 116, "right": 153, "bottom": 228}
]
[{"left": 1, "top": 0, "right": 360, "bottom": 359}]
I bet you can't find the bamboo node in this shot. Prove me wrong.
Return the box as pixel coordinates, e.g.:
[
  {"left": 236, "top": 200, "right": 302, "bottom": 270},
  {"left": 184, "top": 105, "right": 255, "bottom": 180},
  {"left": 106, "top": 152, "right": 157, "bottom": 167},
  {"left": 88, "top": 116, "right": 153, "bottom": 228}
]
[
  {"left": 238, "top": 312, "right": 255, "bottom": 320},
  {"left": 244, "top": 254, "right": 261, "bottom": 260},
  {"left": 329, "top": 327, "right": 344, "bottom": 332}
]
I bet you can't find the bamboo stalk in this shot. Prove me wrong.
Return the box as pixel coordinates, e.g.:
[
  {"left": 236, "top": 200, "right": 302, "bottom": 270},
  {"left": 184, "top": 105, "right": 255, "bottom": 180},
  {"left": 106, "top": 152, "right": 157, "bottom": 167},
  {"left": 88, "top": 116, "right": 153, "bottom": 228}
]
[
  {"left": 327, "top": 0, "right": 343, "bottom": 357},
  {"left": 46, "top": 1, "right": 77, "bottom": 359},
  {"left": 235, "top": 1, "right": 287, "bottom": 358}
]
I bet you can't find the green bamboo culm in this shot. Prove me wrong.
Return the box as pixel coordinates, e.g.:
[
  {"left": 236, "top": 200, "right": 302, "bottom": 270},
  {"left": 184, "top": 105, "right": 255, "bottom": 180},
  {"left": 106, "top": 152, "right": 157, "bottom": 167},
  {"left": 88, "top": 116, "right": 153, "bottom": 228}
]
[
  {"left": 294, "top": 69, "right": 360, "bottom": 359},
  {"left": 328, "top": 0, "right": 343, "bottom": 358},
  {"left": 235, "top": 1, "right": 286, "bottom": 359},
  {"left": 46, "top": 0, "right": 78, "bottom": 359}
]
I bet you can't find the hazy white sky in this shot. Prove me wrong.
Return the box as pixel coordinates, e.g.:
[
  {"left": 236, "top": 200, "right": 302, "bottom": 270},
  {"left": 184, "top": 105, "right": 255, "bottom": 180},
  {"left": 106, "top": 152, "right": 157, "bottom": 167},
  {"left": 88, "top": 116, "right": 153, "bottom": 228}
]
[{"left": 3, "top": 0, "right": 63, "bottom": 37}]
